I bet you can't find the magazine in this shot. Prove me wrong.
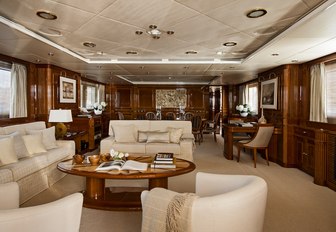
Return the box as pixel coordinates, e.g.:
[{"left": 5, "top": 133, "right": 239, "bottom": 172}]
[
  {"left": 96, "top": 160, "right": 148, "bottom": 171},
  {"left": 155, "top": 153, "right": 174, "bottom": 161}
]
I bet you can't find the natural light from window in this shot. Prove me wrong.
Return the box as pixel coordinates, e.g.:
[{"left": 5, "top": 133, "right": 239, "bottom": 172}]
[{"left": 0, "top": 68, "right": 11, "bottom": 117}]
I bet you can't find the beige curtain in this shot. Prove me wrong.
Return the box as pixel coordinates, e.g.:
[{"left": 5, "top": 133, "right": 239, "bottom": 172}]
[
  {"left": 309, "top": 63, "right": 327, "bottom": 122},
  {"left": 239, "top": 85, "right": 248, "bottom": 104},
  {"left": 10, "top": 63, "right": 27, "bottom": 118}
]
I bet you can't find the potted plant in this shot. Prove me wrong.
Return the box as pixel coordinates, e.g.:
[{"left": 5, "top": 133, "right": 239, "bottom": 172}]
[
  {"left": 93, "top": 101, "right": 107, "bottom": 115},
  {"left": 236, "top": 104, "right": 250, "bottom": 117}
]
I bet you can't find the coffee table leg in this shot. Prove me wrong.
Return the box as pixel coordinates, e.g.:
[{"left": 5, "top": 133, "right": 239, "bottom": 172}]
[
  {"left": 148, "top": 177, "right": 168, "bottom": 189},
  {"left": 86, "top": 177, "right": 105, "bottom": 199}
]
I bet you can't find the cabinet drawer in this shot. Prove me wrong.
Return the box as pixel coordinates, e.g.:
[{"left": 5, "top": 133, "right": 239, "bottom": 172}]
[{"left": 294, "top": 127, "right": 315, "bottom": 138}]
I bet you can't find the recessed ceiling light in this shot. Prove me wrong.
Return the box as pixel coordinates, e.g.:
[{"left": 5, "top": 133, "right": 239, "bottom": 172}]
[
  {"left": 38, "top": 27, "right": 62, "bottom": 37},
  {"left": 126, "top": 51, "right": 138, "bottom": 55},
  {"left": 168, "top": 76, "right": 172, "bottom": 79},
  {"left": 246, "top": 9, "right": 267, "bottom": 18},
  {"left": 167, "top": 30, "right": 174, "bottom": 35},
  {"left": 135, "top": 30, "right": 143, "bottom": 35},
  {"left": 185, "top": 50, "right": 198, "bottom": 55},
  {"left": 35, "top": 59, "right": 41, "bottom": 63},
  {"left": 83, "top": 42, "right": 96, "bottom": 48},
  {"left": 292, "top": 59, "right": 299, "bottom": 63},
  {"left": 48, "top": 52, "right": 54, "bottom": 56},
  {"left": 271, "top": 53, "right": 279, "bottom": 56},
  {"left": 223, "top": 42, "right": 237, "bottom": 47},
  {"left": 36, "top": 10, "right": 57, "bottom": 20},
  {"left": 216, "top": 51, "right": 226, "bottom": 55}
]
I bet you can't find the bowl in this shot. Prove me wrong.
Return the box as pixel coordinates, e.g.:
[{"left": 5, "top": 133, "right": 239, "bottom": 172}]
[
  {"left": 100, "top": 153, "right": 111, "bottom": 162},
  {"left": 73, "top": 154, "right": 85, "bottom": 164},
  {"left": 88, "top": 155, "right": 100, "bottom": 166}
]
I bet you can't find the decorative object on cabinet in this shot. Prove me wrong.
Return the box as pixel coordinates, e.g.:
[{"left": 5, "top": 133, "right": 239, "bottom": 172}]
[
  {"left": 48, "top": 109, "right": 73, "bottom": 139},
  {"left": 59, "top": 76, "right": 76, "bottom": 103},
  {"left": 258, "top": 107, "right": 267, "bottom": 124},
  {"left": 93, "top": 101, "right": 107, "bottom": 115},
  {"left": 261, "top": 77, "right": 278, "bottom": 109},
  {"left": 236, "top": 104, "right": 250, "bottom": 117}
]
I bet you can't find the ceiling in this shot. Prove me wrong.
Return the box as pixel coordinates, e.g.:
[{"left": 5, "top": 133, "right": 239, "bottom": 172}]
[{"left": 0, "top": 0, "right": 335, "bottom": 85}]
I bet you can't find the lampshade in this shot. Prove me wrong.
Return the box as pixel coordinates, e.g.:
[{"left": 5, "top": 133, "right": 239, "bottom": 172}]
[
  {"left": 48, "top": 109, "right": 73, "bottom": 123},
  {"left": 48, "top": 109, "right": 73, "bottom": 139}
]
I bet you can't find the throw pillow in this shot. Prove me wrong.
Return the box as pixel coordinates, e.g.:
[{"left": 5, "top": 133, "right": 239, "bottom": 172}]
[
  {"left": 22, "top": 134, "right": 47, "bottom": 155},
  {"left": 0, "top": 137, "right": 18, "bottom": 166},
  {"left": 167, "top": 127, "right": 183, "bottom": 143},
  {"left": 138, "top": 131, "right": 148, "bottom": 143},
  {"left": 27, "top": 126, "right": 58, "bottom": 150},
  {"left": 113, "top": 125, "right": 137, "bottom": 143},
  {"left": 146, "top": 131, "right": 170, "bottom": 143},
  {"left": 0, "top": 132, "right": 30, "bottom": 159}
]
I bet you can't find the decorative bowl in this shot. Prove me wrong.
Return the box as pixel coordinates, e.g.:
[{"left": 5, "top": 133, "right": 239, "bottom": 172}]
[
  {"left": 73, "top": 154, "right": 85, "bottom": 164},
  {"left": 88, "top": 155, "right": 100, "bottom": 165},
  {"left": 100, "top": 153, "right": 111, "bottom": 162}
]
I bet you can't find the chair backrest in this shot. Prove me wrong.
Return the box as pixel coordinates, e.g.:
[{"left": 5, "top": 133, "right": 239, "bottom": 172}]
[
  {"left": 145, "top": 112, "right": 157, "bottom": 120},
  {"left": 165, "top": 112, "right": 176, "bottom": 120},
  {"left": 191, "top": 115, "right": 202, "bottom": 130},
  {"left": 245, "top": 125, "right": 274, "bottom": 148},
  {"left": 192, "top": 172, "right": 267, "bottom": 232},
  {"left": 0, "top": 182, "right": 83, "bottom": 232},
  {"left": 117, "top": 112, "right": 124, "bottom": 120},
  {"left": 184, "top": 112, "right": 194, "bottom": 121}
]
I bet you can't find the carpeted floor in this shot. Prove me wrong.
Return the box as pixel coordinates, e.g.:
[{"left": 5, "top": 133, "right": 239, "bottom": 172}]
[{"left": 23, "top": 134, "right": 336, "bottom": 232}]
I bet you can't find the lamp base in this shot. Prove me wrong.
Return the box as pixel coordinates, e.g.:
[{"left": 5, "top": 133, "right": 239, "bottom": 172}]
[{"left": 55, "top": 122, "right": 67, "bottom": 139}]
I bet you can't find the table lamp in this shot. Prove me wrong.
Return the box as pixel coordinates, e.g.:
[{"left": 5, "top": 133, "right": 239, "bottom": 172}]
[{"left": 48, "top": 109, "right": 73, "bottom": 139}]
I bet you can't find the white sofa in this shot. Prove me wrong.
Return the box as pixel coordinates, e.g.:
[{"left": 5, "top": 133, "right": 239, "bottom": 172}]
[
  {"left": 0, "top": 121, "right": 75, "bottom": 204},
  {"left": 100, "top": 120, "right": 194, "bottom": 161}
]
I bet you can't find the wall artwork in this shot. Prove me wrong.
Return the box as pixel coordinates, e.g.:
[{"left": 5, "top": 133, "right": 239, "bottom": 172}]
[
  {"left": 156, "top": 89, "right": 187, "bottom": 108},
  {"left": 60, "top": 76, "right": 76, "bottom": 103},
  {"left": 261, "top": 78, "right": 278, "bottom": 109}
]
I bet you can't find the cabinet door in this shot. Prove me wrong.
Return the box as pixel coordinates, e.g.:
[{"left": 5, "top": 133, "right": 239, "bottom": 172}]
[
  {"left": 304, "top": 139, "right": 315, "bottom": 176},
  {"left": 296, "top": 136, "right": 305, "bottom": 169}
]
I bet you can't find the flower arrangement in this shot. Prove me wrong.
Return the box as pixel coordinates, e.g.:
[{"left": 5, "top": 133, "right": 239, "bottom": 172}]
[
  {"left": 93, "top": 101, "right": 107, "bottom": 111},
  {"left": 236, "top": 104, "right": 250, "bottom": 113},
  {"left": 110, "top": 149, "right": 129, "bottom": 160}
]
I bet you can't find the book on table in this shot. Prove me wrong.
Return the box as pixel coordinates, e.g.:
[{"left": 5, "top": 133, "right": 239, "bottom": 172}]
[
  {"left": 96, "top": 160, "right": 148, "bottom": 171},
  {"left": 150, "top": 161, "right": 176, "bottom": 169},
  {"left": 155, "top": 153, "right": 174, "bottom": 161}
]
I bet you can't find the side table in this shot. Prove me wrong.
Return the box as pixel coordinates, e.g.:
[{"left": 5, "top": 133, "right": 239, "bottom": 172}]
[{"left": 63, "top": 131, "right": 89, "bottom": 154}]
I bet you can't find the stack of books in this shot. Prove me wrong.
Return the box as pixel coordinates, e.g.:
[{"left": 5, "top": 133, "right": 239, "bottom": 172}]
[{"left": 150, "top": 153, "right": 176, "bottom": 169}]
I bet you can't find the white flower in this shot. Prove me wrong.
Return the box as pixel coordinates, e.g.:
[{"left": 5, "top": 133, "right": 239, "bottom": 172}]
[
  {"left": 93, "top": 102, "right": 107, "bottom": 111},
  {"left": 125, "top": 153, "right": 129, "bottom": 157},
  {"left": 101, "top": 101, "right": 107, "bottom": 107},
  {"left": 236, "top": 104, "right": 250, "bottom": 113}
]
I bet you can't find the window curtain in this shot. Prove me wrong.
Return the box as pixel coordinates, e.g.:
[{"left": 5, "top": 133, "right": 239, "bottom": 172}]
[
  {"left": 10, "top": 63, "right": 27, "bottom": 118},
  {"left": 309, "top": 63, "right": 327, "bottom": 122}
]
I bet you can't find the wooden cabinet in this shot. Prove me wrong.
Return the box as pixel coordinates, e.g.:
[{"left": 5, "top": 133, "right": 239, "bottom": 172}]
[
  {"left": 294, "top": 127, "right": 315, "bottom": 176},
  {"left": 327, "top": 132, "right": 336, "bottom": 191}
]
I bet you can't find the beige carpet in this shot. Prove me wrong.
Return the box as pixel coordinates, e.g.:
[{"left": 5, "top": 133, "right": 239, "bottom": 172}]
[{"left": 23, "top": 134, "right": 336, "bottom": 232}]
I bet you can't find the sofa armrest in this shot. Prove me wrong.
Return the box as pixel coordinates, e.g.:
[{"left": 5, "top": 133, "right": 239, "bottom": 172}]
[
  {"left": 181, "top": 133, "right": 195, "bottom": 141},
  {"left": 100, "top": 136, "right": 116, "bottom": 153},
  {"left": 56, "top": 140, "right": 75, "bottom": 155}
]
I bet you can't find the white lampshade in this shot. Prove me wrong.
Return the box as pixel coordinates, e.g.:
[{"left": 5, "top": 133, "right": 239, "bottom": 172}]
[{"left": 48, "top": 109, "right": 73, "bottom": 123}]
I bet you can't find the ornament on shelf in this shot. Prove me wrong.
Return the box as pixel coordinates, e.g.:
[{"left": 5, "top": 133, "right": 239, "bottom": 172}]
[{"left": 258, "top": 107, "right": 267, "bottom": 124}]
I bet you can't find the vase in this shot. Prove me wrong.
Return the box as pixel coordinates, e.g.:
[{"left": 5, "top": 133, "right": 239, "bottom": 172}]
[
  {"left": 240, "top": 112, "right": 248, "bottom": 117},
  {"left": 94, "top": 109, "right": 102, "bottom": 115}
]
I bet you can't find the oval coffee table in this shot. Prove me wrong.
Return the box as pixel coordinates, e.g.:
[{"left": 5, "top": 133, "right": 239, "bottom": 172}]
[{"left": 57, "top": 156, "right": 195, "bottom": 211}]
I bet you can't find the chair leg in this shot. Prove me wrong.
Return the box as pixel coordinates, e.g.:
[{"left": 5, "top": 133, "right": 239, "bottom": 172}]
[
  {"left": 265, "top": 148, "right": 269, "bottom": 166},
  {"left": 253, "top": 148, "right": 257, "bottom": 168},
  {"left": 237, "top": 146, "right": 241, "bottom": 162}
]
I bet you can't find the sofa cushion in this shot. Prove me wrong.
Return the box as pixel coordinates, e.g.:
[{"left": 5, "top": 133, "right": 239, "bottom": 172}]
[
  {"left": 2, "top": 121, "right": 46, "bottom": 135},
  {"left": 167, "top": 127, "right": 183, "bottom": 143},
  {"left": 0, "top": 137, "right": 18, "bottom": 166},
  {"left": 113, "top": 124, "right": 137, "bottom": 143},
  {"left": 22, "top": 134, "right": 47, "bottom": 156},
  {"left": 45, "top": 146, "right": 73, "bottom": 164},
  {"left": 146, "top": 143, "right": 181, "bottom": 155},
  {"left": 146, "top": 131, "right": 170, "bottom": 143},
  {"left": 0, "top": 132, "right": 30, "bottom": 159},
  {"left": 0, "top": 169, "right": 13, "bottom": 184},
  {"left": 27, "top": 126, "right": 58, "bottom": 150}
]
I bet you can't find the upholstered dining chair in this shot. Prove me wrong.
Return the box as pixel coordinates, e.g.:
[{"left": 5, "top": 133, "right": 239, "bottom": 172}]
[
  {"left": 236, "top": 124, "right": 274, "bottom": 168},
  {"left": 191, "top": 115, "right": 203, "bottom": 145},
  {"left": 141, "top": 172, "right": 268, "bottom": 232},
  {"left": 165, "top": 111, "right": 176, "bottom": 120},
  {"left": 117, "top": 111, "right": 124, "bottom": 120},
  {"left": 203, "top": 112, "right": 221, "bottom": 142},
  {"left": 184, "top": 112, "right": 194, "bottom": 121},
  {"left": 145, "top": 111, "right": 157, "bottom": 120},
  {"left": 0, "top": 182, "right": 83, "bottom": 232}
]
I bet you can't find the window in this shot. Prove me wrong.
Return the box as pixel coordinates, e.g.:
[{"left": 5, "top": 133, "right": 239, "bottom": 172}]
[
  {"left": 80, "top": 81, "right": 105, "bottom": 109},
  {"left": 239, "top": 82, "right": 258, "bottom": 113},
  {"left": 325, "top": 61, "right": 336, "bottom": 123},
  {"left": 0, "top": 66, "right": 11, "bottom": 118}
]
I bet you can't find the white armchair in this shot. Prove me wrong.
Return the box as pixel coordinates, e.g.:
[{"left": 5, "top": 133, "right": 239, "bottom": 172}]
[
  {"left": 141, "top": 172, "right": 268, "bottom": 232},
  {"left": 0, "top": 182, "right": 83, "bottom": 232}
]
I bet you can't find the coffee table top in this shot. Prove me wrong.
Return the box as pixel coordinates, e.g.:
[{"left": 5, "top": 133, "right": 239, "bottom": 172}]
[{"left": 57, "top": 156, "right": 195, "bottom": 180}]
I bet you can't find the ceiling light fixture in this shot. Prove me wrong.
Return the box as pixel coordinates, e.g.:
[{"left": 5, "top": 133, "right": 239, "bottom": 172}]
[
  {"left": 138, "top": 25, "right": 174, "bottom": 39},
  {"left": 246, "top": 9, "right": 267, "bottom": 18},
  {"left": 83, "top": 42, "right": 96, "bottom": 48},
  {"left": 135, "top": 30, "right": 143, "bottom": 35},
  {"left": 126, "top": 51, "right": 138, "bottom": 55},
  {"left": 38, "top": 27, "right": 62, "bottom": 37},
  {"left": 185, "top": 50, "right": 198, "bottom": 55},
  {"left": 223, "top": 42, "right": 237, "bottom": 47},
  {"left": 271, "top": 53, "right": 279, "bottom": 56},
  {"left": 48, "top": 52, "right": 54, "bottom": 56},
  {"left": 36, "top": 10, "right": 57, "bottom": 20}
]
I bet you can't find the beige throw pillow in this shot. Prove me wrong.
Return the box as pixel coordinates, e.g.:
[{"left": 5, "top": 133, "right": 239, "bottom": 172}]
[
  {"left": 27, "top": 126, "right": 58, "bottom": 150},
  {"left": 138, "top": 131, "right": 148, "bottom": 143},
  {"left": 22, "top": 134, "right": 47, "bottom": 155},
  {"left": 167, "top": 127, "right": 183, "bottom": 143},
  {"left": 0, "top": 132, "right": 30, "bottom": 159},
  {"left": 0, "top": 137, "right": 18, "bottom": 166},
  {"left": 113, "top": 125, "right": 137, "bottom": 143},
  {"left": 146, "top": 131, "right": 170, "bottom": 143}
]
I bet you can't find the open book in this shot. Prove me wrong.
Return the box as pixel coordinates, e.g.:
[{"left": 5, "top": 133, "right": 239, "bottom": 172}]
[{"left": 96, "top": 160, "right": 148, "bottom": 171}]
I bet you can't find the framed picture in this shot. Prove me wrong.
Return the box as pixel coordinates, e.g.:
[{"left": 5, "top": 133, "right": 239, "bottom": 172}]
[
  {"left": 261, "top": 78, "right": 278, "bottom": 109},
  {"left": 60, "top": 76, "right": 76, "bottom": 103}
]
